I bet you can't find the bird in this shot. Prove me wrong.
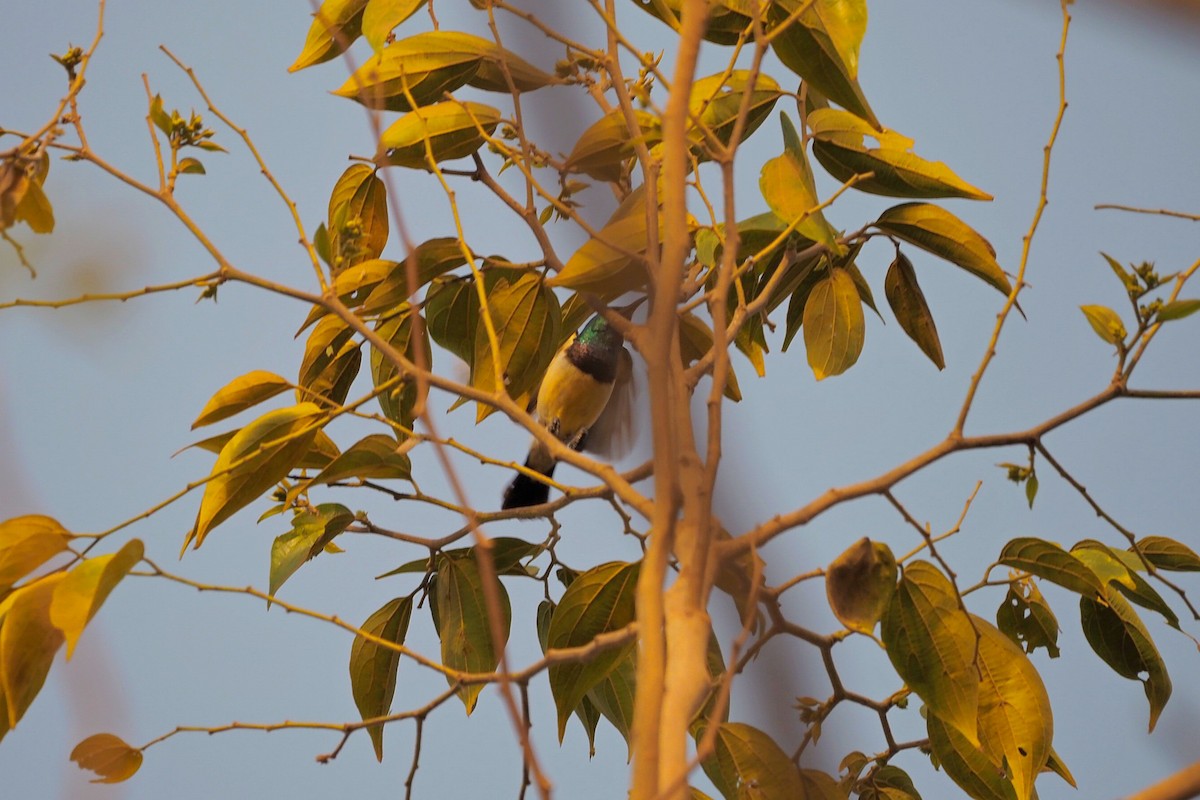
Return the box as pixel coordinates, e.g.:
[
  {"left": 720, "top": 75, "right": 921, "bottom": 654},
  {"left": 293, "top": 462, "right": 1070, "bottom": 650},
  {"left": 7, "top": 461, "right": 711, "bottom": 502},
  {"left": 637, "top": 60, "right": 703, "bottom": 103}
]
[{"left": 502, "top": 314, "right": 634, "bottom": 509}]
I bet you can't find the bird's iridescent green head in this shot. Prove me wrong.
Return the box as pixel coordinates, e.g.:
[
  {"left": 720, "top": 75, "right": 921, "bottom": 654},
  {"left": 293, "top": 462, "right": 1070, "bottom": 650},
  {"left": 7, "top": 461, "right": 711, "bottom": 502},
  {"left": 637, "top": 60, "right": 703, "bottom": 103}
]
[{"left": 576, "top": 315, "right": 624, "bottom": 350}]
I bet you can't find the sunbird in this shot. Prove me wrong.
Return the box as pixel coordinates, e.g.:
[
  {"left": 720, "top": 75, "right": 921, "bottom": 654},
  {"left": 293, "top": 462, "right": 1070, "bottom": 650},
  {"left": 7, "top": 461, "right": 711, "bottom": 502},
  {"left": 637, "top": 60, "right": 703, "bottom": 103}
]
[{"left": 502, "top": 315, "right": 634, "bottom": 509}]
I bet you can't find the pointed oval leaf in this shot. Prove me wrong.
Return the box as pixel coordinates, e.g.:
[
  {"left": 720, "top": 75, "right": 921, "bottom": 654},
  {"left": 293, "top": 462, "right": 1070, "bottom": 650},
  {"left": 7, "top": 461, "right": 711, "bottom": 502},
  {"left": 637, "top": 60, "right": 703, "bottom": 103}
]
[
  {"left": 700, "top": 722, "right": 805, "bottom": 800},
  {"left": 1079, "top": 305, "right": 1127, "bottom": 346},
  {"left": 810, "top": 108, "right": 991, "bottom": 200},
  {"left": 360, "top": 238, "right": 468, "bottom": 315},
  {"left": 328, "top": 164, "right": 389, "bottom": 273},
  {"left": 436, "top": 553, "right": 511, "bottom": 713},
  {"left": 1080, "top": 589, "right": 1171, "bottom": 731},
  {"left": 290, "top": 0, "right": 367, "bottom": 72},
  {"left": 997, "top": 537, "right": 1106, "bottom": 599},
  {"left": 550, "top": 189, "right": 656, "bottom": 297},
  {"left": 312, "top": 434, "right": 412, "bottom": 485},
  {"left": 826, "top": 537, "right": 897, "bottom": 633},
  {"left": 1157, "top": 298, "right": 1200, "bottom": 323},
  {"left": 679, "top": 311, "right": 742, "bottom": 402},
  {"left": 70, "top": 733, "right": 143, "bottom": 784},
  {"left": 350, "top": 596, "right": 413, "bottom": 760},
  {"left": 803, "top": 266, "right": 865, "bottom": 380},
  {"left": 1131, "top": 536, "right": 1200, "bottom": 572},
  {"left": 875, "top": 203, "right": 1010, "bottom": 295},
  {"left": 50, "top": 539, "right": 143, "bottom": 659},
  {"left": 565, "top": 109, "right": 662, "bottom": 182},
  {"left": 0, "top": 574, "right": 65, "bottom": 728},
  {"left": 926, "top": 713, "right": 1017, "bottom": 800},
  {"left": 362, "top": 0, "right": 427, "bottom": 51},
  {"left": 333, "top": 32, "right": 483, "bottom": 111},
  {"left": 370, "top": 309, "right": 429, "bottom": 431},
  {"left": 268, "top": 504, "right": 354, "bottom": 597},
  {"left": 547, "top": 561, "right": 640, "bottom": 740},
  {"left": 880, "top": 561, "right": 979, "bottom": 747},
  {"left": 0, "top": 515, "right": 72, "bottom": 587},
  {"left": 759, "top": 115, "right": 840, "bottom": 247},
  {"left": 768, "top": 0, "right": 878, "bottom": 128},
  {"left": 688, "top": 71, "right": 781, "bottom": 155},
  {"left": 537, "top": 600, "right": 603, "bottom": 754},
  {"left": 190, "top": 404, "right": 327, "bottom": 549},
  {"left": 192, "top": 371, "right": 291, "bottom": 429},
  {"left": 377, "top": 101, "right": 501, "bottom": 170},
  {"left": 861, "top": 765, "right": 922, "bottom": 800},
  {"left": 885, "top": 251, "right": 944, "bottom": 369},
  {"left": 465, "top": 38, "right": 558, "bottom": 93}
]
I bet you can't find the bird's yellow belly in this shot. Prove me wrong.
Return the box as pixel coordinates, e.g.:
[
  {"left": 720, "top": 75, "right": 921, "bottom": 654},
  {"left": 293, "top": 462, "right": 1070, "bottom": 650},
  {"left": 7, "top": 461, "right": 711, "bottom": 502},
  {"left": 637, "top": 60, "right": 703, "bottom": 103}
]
[{"left": 536, "top": 356, "right": 614, "bottom": 441}]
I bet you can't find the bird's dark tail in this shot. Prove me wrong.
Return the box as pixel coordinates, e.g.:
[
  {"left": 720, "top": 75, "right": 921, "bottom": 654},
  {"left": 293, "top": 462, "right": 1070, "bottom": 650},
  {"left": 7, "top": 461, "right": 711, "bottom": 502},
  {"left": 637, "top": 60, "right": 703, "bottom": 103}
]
[{"left": 502, "top": 454, "right": 557, "bottom": 510}]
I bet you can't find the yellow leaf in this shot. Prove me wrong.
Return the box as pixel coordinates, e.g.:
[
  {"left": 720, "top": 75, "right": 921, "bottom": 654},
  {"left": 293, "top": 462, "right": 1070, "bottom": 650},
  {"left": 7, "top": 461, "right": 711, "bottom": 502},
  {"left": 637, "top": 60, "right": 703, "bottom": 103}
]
[
  {"left": 0, "top": 574, "right": 65, "bottom": 729},
  {"left": 0, "top": 515, "right": 71, "bottom": 587},
  {"left": 289, "top": 0, "right": 368, "bottom": 72},
  {"left": 565, "top": 109, "right": 662, "bottom": 182},
  {"left": 759, "top": 115, "right": 840, "bottom": 248},
  {"left": 376, "top": 100, "right": 501, "bottom": 170},
  {"left": 70, "top": 733, "right": 144, "bottom": 784},
  {"left": 50, "top": 539, "right": 144, "bottom": 659},
  {"left": 362, "top": 0, "right": 427, "bottom": 51},
  {"left": 802, "top": 267, "right": 865, "bottom": 380},
  {"left": 874, "top": 203, "right": 1011, "bottom": 296},
  {"left": 550, "top": 189, "right": 657, "bottom": 297},
  {"left": 825, "top": 538, "right": 897, "bottom": 633},
  {"left": 191, "top": 370, "right": 291, "bottom": 429}
]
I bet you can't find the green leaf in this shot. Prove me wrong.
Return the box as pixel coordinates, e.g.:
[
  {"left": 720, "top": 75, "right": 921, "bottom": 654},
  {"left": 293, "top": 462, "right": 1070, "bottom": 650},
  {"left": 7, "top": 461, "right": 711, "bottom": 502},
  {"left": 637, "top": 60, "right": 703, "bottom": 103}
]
[
  {"left": 176, "top": 157, "right": 205, "bottom": 175},
  {"left": 311, "top": 434, "right": 412, "bottom": 485},
  {"left": 379, "top": 538, "right": 542, "bottom": 579},
  {"left": 362, "top": 0, "right": 426, "bottom": 51},
  {"left": 370, "top": 309, "right": 429, "bottom": 432},
  {"left": 149, "top": 94, "right": 171, "bottom": 135},
  {"left": 289, "top": 0, "right": 367, "bottom": 72},
  {"left": 885, "top": 251, "right": 944, "bottom": 369},
  {"left": 1131, "top": 536, "right": 1200, "bottom": 572},
  {"left": 0, "top": 515, "right": 72, "bottom": 587},
  {"left": 926, "top": 713, "right": 1017, "bottom": 800},
  {"left": 803, "top": 266, "right": 865, "bottom": 380},
  {"left": 1080, "top": 589, "right": 1171, "bottom": 731},
  {"left": 688, "top": 71, "right": 781, "bottom": 155},
  {"left": 192, "top": 370, "right": 292, "bottom": 429},
  {"left": 463, "top": 38, "right": 557, "bottom": 94},
  {"left": 759, "top": 114, "right": 840, "bottom": 248},
  {"left": 327, "top": 164, "right": 389, "bottom": 272},
  {"left": 549, "top": 188, "right": 657, "bottom": 298},
  {"left": 471, "top": 272, "right": 561, "bottom": 420},
  {"left": 700, "top": 722, "right": 805, "bottom": 800},
  {"left": 1156, "top": 298, "right": 1200, "bottom": 322},
  {"left": 537, "top": 600, "right": 601, "bottom": 755},
  {"left": 860, "top": 765, "right": 923, "bottom": 800},
  {"left": 268, "top": 504, "right": 354, "bottom": 598},
  {"left": 1072, "top": 541, "right": 1180, "bottom": 629},
  {"left": 298, "top": 316, "right": 357, "bottom": 393},
  {"left": 376, "top": 101, "right": 501, "bottom": 170},
  {"left": 69, "top": 733, "right": 144, "bottom": 784},
  {"left": 996, "top": 579, "right": 1059, "bottom": 658},
  {"left": 350, "top": 596, "right": 413, "bottom": 760},
  {"left": 768, "top": 0, "right": 878, "bottom": 128},
  {"left": 997, "top": 538, "right": 1106, "bottom": 599},
  {"left": 427, "top": 275, "right": 480, "bottom": 365},
  {"left": 678, "top": 311, "right": 742, "bottom": 402},
  {"left": 1100, "top": 252, "right": 1138, "bottom": 294},
  {"left": 49, "top": 539, "right": 143, "bottom": 659},
  {"left": 0, "top": 574, "right": 65, "bottom": 731},
  {"left": 825, "top": 537, "right": 896, "bottom": 634},
  {"left": 547, "top": 561, "right": 639, "bottom": 740},
  {"left": 565, "top": 109, "right": 662, "bottom": 182},
  {"left": 810, "top": 108, "right": 992, "bottom": 200},
  {"left": 360, "top": 239, "right": 468, "bottom": 316},
  {"left": 188, "top": 404, "right": 327, "bottom": 550},
  {"left": 1079, "top": 305, "right": 1127, "bottom": 346},
  {"left": 177, "top": 427, "right": 339, "bottom": 471},
  {"left": 333, "top": 31, "right": 483, "bottom": 111},
  {"left": 1024, "top": 472, "right": 1038, "bottom": 508},
  {"left": 436, "top": 553, "right": 511, "bottom": 713},
  {"left": 880, "top": 561, "right": 979, "bottom": 747},
  {"left": 874, "top": 203, "right": 1011, "bottom": 296}
]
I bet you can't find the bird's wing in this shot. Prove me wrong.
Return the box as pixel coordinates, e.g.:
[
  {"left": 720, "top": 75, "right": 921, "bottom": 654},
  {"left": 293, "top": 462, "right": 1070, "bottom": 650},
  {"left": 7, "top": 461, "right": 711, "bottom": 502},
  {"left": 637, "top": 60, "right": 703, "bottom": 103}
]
[{"left": 584, "top": 346, "right": 636, "bottom": 458}]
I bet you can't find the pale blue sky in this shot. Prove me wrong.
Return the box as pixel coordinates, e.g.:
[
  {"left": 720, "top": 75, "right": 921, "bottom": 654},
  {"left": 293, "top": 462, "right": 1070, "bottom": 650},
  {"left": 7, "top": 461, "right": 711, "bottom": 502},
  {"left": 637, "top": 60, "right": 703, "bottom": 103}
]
[{"left": 2, "top": 2, "right": 1199, "bottom": 799}]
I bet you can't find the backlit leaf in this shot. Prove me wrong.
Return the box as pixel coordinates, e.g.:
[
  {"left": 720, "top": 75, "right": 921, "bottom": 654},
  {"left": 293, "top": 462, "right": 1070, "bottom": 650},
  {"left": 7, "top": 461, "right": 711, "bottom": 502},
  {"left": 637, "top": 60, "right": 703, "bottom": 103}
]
[
  {"left": 290, "top": 0, "right": 367, "bottom": 72},
  {"left": 803, "top": 266, "right": 865, "bottom": 380},
  {"left": 547, "top": 561, "right": 639, "bottom": 740},
  {"left": 192, "top": 371, "right": 291, "bottom": 429},
  {"left": 360, "top": 238, "right": 468, "bottom": 315},
  {"left": 859, "top": 764, "right": 923, "bottom": 800},
  {"left": 759, "top": 114, "right": 840, "bottom": 248},
  {"left": 769, "top": 0, "right": 878, "bottom": 128},
  {"left": 874, "top": 204, "right": 1010, "bottom": 296},
  {"left": 464, "top": 38, "right": 557, "bottom": 93},
  {"left": 926, "top": 713, "right": 1016, "bottom": 800},
  {"left": 311, "top": 434, "right": 412, "bottom": 485},
  {"left": 885, "top": 251, "right": 944, "bottom": 369},
  {"left": 0, "top": 574, "right": 65, "bottom": 730},
  {"left": 376, "top": 101, "right": 501, "bottom": 170},
  {"left": 1157, "top": 298, "right": 1200, "bottom": 322},
  {"left": 427, "top": 275, "right": 480, "bottom": 365},
  {"left": 880, "top": 561, "right": 979, "bottom": 747},
  {"left": 688, "top": 71, "right": 781, "bottom": 155},
  {"left": 328, "top": 164, "right": 389, "bottom": 273},
  {"left": 700, "top": 722, "right": 805, "bottom": 800},
  {"left": 370, "top": 309, "right": 429, "bottom": 432},
  {"left": 0, "top": 515, "right": 71, "bottom": 587},
  {"left": 537, "top": 600, "right": 602, "bottom": 754},
  {"left": 825, "top": 537, "right": 897, "bottom": 634},
  {"left": 436, "top": 553, "right": 511, "bottom": 713},
  {"left": 188, "top": 404, "right": 327, "bottom": 550},
  {"left": 996, "top": 579, "right": 1059, "bottom": 658},
  {"left": 50, "top": 539, "right": 143, "bottom": 659},
  {"left": 333, "top": 31, "right": 484, "bottom": 111},
  {"left": 550, "top": 189, "right": 657, "bottom": 297},
  {"left": 350, "top": 596, "right": 413, "bottom": 760},
  {"left": 565, "top": 109, "right": 662, "bottom": 182},
  {"left": 810, "top": 108, "right": 991, "bottom": 200},
  {"left": 70, "top": 733, "right": 143, "bottom": 784},
  {"left": 1079, "top": 305, "right": 1126, "bottom": 346},
  {"left": 362, "top": 0, "right": 426, "bottom": 51},
  {"left": 268, "top": 504, "right": 354, "bottom": 598}
]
